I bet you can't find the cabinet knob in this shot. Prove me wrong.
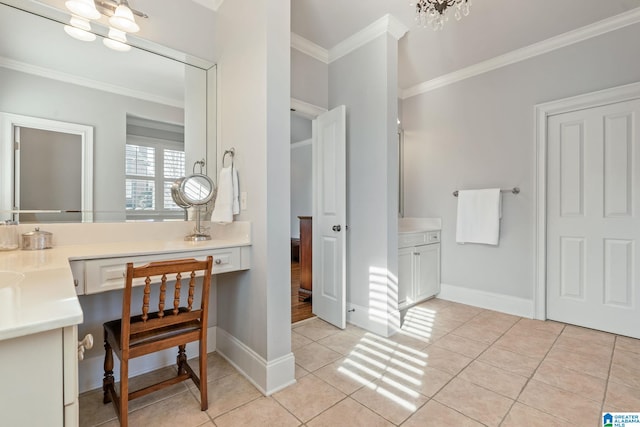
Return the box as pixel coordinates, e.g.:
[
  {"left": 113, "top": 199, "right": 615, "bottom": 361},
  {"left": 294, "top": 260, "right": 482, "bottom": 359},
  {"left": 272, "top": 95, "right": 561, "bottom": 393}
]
[
  {"left": 332, "top": 225, "right": 341, "bottom": 232},
  {"left": 215, "top": 258, "right": 222, "bottom": 265}
]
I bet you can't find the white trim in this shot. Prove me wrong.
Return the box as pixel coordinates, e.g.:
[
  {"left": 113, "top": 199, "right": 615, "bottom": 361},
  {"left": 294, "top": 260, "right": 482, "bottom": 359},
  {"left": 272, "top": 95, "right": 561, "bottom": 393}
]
[
  {"left": 533, "top": 81, "right": 640, "bottom": 321},
  {"left": 329, "top": 14, "right": 408, "bottom": 63},
  {"left": 78, "top": 326, "right": 217, "bottom": 393},
  {"left": 215, "top": 327, "right": 295, "bottom": 395},
  {"left": 346, "top": 302, "right": 400, "bottom": 338},
  {"left": 438, "top": 283, "right": 534, "bottom": 318},
  {"left": 402, "top": 7, "right": 640, "bottom": 99},
  {"left": 0, "top": 113, "right": 94, "bottom": 222},
  {"left": 291, "top": 98, "right": 328, "bottom": 120},
  {"left": 291, "top": 33, "right": 330, "bottom": 64},
  {"left": 291, "top": 138, "right": 312, "bottom": 149},
  {"left": 0, "top": 56, "right": 183, "bottom": 108}
]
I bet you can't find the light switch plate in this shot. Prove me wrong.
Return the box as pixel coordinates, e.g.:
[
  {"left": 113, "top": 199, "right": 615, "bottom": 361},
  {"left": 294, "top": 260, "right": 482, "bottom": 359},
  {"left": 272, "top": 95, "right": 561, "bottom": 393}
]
[{"left": 240, "top": 192, "right": 247, "bottom": 210}]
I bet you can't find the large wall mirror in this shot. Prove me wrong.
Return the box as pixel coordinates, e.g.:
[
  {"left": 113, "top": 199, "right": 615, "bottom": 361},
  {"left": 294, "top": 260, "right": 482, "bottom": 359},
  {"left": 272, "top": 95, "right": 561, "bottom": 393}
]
[{"left": 0, "top": 1, "right": 216, "bottom": 223}]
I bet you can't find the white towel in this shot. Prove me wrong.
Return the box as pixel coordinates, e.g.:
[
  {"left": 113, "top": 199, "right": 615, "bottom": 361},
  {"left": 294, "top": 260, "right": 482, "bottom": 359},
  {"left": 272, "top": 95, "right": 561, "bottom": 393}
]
[
  {"left": 211, "top": 166, "right": 239, "bottom": 223},
  {"left": 456, "top": 188, "right": 502, "bottom": 245}
]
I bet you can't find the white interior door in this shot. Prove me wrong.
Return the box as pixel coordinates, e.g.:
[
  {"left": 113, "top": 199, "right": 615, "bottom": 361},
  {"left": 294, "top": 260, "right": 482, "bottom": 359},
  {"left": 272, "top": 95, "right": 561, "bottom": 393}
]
[
  {"left": 312, "top": 105, "right": 347, "bottom": 329},
  {"left": 547, "top": 98, "right": 640, "bottom": 338}
]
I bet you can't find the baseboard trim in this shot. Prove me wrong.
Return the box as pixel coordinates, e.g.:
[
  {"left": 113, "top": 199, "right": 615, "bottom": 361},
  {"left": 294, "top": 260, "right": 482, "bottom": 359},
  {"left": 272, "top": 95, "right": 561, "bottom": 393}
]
[
  {"left": 438, "top": 283, "right": 534, "bottom": 318},
  {"left": 78, "top": 326, "right": 217, "bottom": 394},
  {"left": 215, "top": 327, "right": 295, "bottom": 396}
]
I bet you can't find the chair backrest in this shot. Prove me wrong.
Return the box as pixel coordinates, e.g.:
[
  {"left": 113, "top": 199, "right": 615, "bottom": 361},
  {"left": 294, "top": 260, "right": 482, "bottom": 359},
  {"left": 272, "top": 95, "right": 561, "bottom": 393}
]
[{"left": 121, "top": 256, "right": 213, "bottom": 351}]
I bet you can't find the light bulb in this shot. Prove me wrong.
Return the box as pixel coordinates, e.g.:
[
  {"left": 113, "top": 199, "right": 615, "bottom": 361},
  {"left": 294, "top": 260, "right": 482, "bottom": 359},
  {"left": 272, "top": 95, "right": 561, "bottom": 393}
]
[
  {"left": 69, "top": 16, "right": 91, "bottom": 31},
  {"left": 109, "top": 1, "right": 140, "bottom": 33},
  {"left": 64, "top": 25, "right": 96, "bottom": 42},
  {"left": 107, "top": 27, "right": 127, "bottom": 43},
  {"left": 65, "top": 0, "right": 100, "bottom": 20}
]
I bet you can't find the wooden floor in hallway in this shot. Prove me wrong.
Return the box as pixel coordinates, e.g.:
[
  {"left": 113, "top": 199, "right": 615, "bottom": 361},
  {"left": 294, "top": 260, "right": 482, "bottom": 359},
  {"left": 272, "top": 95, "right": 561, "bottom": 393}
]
[{"left": 291, "top": 261, "right": 314, "bottom": 324}]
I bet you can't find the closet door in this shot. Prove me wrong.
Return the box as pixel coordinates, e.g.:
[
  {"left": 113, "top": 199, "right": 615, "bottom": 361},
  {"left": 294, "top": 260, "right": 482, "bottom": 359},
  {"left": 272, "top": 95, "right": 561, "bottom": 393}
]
[{"left": 546, "top": 99, "right": 640, "bottom": 338}]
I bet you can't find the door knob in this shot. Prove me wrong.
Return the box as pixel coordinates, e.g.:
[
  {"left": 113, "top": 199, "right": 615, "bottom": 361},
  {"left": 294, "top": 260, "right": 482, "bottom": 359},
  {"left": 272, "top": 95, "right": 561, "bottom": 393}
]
[{"left": 332, "top": 225, "right": 341, "bottom": 232}]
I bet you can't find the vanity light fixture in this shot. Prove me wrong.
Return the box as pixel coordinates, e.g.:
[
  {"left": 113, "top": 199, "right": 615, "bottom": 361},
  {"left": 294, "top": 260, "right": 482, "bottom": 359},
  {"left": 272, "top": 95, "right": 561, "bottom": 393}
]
[
  {"left": 63, "top": 0, "right": 147, "bottom": 49},
  {"left": 64, "top": 16, "right": 97, "bottom": 42}
]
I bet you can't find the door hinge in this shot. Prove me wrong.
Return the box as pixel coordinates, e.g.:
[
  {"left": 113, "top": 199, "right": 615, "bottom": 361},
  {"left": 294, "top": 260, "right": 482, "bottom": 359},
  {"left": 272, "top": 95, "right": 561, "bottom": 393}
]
[{"left": 14, "top": 141, "right": 19, "bottom": 151}]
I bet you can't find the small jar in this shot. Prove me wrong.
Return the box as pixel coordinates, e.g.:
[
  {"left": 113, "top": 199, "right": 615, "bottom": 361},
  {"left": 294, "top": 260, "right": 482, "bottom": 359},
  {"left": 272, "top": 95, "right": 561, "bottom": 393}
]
[
  {"left": 0, "top": 220, "right": 19, "bottom": 251},
  {"left": 21, "top": 227, "right": 53, "bottom": 250}
]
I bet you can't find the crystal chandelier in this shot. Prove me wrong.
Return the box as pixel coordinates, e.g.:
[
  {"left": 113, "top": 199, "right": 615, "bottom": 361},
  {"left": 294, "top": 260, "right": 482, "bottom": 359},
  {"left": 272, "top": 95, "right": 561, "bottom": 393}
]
[{"left": 412, "top": 0, "right": 471, "bottom": 30}]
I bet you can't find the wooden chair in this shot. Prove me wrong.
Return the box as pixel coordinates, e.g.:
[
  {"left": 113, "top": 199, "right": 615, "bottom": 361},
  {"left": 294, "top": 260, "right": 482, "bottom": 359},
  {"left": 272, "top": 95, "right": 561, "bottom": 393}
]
[{"left": 103, "top": 256, "right": 213, "bottom": 427}]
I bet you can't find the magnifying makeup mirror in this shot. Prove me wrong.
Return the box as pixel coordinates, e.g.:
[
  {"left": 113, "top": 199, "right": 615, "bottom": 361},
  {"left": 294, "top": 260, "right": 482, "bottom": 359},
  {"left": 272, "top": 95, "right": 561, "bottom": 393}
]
[{"left": 172, "top": 161, "right": 216, "bottom": 241}]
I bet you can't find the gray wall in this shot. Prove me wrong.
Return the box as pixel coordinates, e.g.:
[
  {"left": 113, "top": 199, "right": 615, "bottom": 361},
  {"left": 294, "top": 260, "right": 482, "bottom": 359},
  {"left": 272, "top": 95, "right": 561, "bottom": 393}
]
[
  {"left": 329, "top": 33, "right": 399, "bottom": 335},
  {"left": 291, "top": 48, "right": 328, "bottom": 108},
  {"left": 291, "top": 113, "right": 312, "bottom": 143},
  {"left": 401, "top": 22, "right": 640, "bottom": 302}
]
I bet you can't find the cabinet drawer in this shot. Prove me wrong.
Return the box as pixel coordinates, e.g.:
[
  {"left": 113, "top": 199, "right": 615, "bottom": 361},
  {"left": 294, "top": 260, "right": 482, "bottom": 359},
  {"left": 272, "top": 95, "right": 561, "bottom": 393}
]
[
  {"left": 426, "top": 231, "right": 440, "bottom": 244},
  {"left": 398, "top": 232, "right": 427, "bottom": 248},
  {"left": 84, "top": 248, "right": 240, "bottom": 295}
]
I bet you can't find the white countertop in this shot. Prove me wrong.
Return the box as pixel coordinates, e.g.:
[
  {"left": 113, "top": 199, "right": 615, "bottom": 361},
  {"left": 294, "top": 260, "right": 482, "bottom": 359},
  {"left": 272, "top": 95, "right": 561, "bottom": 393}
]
[
  {"left": 0, "top": 221, "right": 251, "bottom": 342},
  {"left": 398, "top": 217, "right": 442, "bottom": 233}
]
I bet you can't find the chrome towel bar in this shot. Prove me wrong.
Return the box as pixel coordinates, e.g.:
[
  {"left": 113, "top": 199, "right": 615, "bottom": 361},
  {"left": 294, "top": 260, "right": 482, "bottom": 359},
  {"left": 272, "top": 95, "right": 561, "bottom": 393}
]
[{"left": 453, "top": 187, "right": 520, "bottom": 197}]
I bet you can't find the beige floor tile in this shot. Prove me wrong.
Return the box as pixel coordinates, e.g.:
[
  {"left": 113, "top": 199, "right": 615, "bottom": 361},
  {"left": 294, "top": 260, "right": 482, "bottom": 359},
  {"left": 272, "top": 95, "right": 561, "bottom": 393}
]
[
  {"left": 458, "top": 360, "right": 527, "bottom": 399},
  {"left": 351, "top": 377, "right": 429, "bottom": 425},
  {"left": 317, "top": 330, "right": 366, "bottom": 355},
  {"left": 465, "top": 310, "right": 520, "bottom": 333},
  {"left": 478, "top": 346, "right": 541, "bottom": 377},
  {"left": 434, "top": 377, "right": 513, "bottom": 426},
  {"left": 432, "top": 303, "right": 484, "bottom": 324},
  {"left": 518, "top": 380, "right": 602, "bottom": 426},
  {"left": 561, "top": 324, "right": 616, "bottom": 346},
  {"left": 449, "top": 322, "right": 504, "bottom": 344},
  {"left": 379, "top": 327, "right": 434, "bottom": 349},
  {"left": 533, "top": 360, "right": 606, "bottom": 402},
  {"left": 553, "top": 333, "right": 614, "bottom": 359},
  {"left": 408, "top": 365, "right": 453, "bottom": 398},
  {"left": 403, "top": 400, "right": 484, "bottom": 427},
  {"left": 605, "top": 381, "right": 640, "bottom": 411},
  {"left": 306, "top": 397, "right": 393, "bottom": 427},
  {"left": 292, "top": 318, "right": 341, "bottom": 341},
  {"left": 273, "top": 374, "right": 345, "bottom": 422},
  {"left": 293, "top": 341, "right": 342, "bottom": 372},
  {"left": 544, "top": 345, "right": 611, "bottom": 380},
  {"left": 616, "top": 336, "right": 640, "bottom": 354},
  {"left": 213, "top": 397, "right": 300, "bottom": 427},
  {"left": 493, "top": 329, "right": 556, "bottom": 359},
  {"left": 188, "top": 352, "right": 238, "bottom": 383},
  {"left": 313, "top": 358, "right": 376, "bottom": 395},
  {"left": 422, "top": 345, "right": 473, "bottom": 376},
  {"left": 79, "top": 388, "right": 118, "bottom": 427},
  {"left": 123, "top": 389, "right": 210, "bottom": 427},
  {"left": 432, "top": 333, "right": 489, "bottom": 358},
  {"left": 294, "top": 363, "right": 310, "bottom": 380},
  {"left": 501, "top": 402, "right": 566, "bottom": 427},
  {"left": 509, "top": 318, "right": 565, "bottom": 336},
  {"left": 203, "top": 373, "right": 262, "bottom": 418},
  {"left": 414, "top": 298, "right": 453, "bottom": 311},
  {"left": 610, "top": 348, "right": 640, "bottom": 389},
  {"left": 291, "top": 330, "right": 313, "bottom": 350}
]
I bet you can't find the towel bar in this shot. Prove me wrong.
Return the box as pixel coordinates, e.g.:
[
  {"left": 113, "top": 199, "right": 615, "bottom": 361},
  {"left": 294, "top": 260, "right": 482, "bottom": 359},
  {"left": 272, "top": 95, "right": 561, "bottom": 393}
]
[{"left": 453, "top": 187, "right": 520, "bottom": 197}]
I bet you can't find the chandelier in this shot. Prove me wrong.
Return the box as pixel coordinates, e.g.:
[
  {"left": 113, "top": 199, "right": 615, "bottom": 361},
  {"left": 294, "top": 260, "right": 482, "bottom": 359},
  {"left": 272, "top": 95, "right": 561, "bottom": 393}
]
[{"left": 412, "top": 0, "right": 471, "bottom": 30}]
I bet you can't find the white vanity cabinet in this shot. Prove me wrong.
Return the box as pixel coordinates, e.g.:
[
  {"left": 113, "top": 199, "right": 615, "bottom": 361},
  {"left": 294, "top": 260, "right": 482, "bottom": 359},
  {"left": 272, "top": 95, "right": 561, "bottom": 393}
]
[
  {"left": 398, "top": 230, "right": 441, "bottom": 310},
  {"left": 0, "top": 325, "right": 79, "bottom": 427}
]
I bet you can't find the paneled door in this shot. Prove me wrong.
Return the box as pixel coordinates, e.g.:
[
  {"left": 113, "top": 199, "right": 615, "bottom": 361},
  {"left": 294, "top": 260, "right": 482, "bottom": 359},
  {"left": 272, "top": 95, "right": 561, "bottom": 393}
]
[
  {"left": 312, "top": 105, "right": 347, "bottom": 329},
  {"left": 547, "top": 98, "right": 640, "bottom": 338}
]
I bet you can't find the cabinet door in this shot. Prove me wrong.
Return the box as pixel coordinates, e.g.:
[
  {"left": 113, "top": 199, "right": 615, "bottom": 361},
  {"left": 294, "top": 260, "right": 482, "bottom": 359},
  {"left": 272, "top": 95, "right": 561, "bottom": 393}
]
[
  {"left": 415, "top": 244, "right": 440, "bottom": 302},
  {"left": 398, "top": 247, "right": 414, "bottom": 309}
]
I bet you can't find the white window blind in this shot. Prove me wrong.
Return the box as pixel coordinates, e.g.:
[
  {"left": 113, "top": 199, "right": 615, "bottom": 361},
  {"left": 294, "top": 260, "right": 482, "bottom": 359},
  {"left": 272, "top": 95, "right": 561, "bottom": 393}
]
[{"left": 125, "top": 135, "right": 185, "bottom": 219}]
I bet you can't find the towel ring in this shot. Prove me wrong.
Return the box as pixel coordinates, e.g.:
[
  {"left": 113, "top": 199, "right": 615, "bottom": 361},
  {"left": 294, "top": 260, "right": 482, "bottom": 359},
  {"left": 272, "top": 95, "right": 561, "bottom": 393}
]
[{"left": 222, "top": 148, "right": 235, "bottom": 168}]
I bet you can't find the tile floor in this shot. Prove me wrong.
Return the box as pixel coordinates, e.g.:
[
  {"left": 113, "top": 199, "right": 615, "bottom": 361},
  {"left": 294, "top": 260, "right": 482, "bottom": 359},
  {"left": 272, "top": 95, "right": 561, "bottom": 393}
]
[{"left": 79, "top": 298, "right": 640, "bottom": 426}]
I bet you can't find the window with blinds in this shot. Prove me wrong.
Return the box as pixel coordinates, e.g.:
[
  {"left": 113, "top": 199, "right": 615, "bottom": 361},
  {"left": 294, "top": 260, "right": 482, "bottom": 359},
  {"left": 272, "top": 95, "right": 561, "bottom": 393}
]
[{"left": 125, "top": 134, "right": 185, "bottom": 220}]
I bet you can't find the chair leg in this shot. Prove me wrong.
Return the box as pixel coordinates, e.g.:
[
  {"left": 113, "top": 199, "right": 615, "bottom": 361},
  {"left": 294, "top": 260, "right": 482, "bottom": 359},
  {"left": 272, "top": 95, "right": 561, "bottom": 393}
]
[
  {"left": 199, "top": 340, "right": 208, "bottom": 411},
  {"left": 103, "top": 330, "right": 114, "bottom": 404},
  {"left": 177, "top": 344, "right": 187, "bottom": 375},
  {"left": 120, "top": 358, "right": 129, "bottom": 427}
]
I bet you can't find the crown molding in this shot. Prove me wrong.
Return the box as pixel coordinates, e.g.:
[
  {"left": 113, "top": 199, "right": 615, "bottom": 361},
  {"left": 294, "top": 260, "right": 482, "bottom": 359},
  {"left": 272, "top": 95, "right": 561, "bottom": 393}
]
[
  {"left": 290, "top": 98, "right": 327, "bottom": 120},
  {"left": 190, "top": 0, "right": 225, "bottom": 12},
  {"left": 402, "top": 6, "right": 640, "bottom": 99},
  {"left": 0, "top": 57, "right": 183, "bottom": 108},
  {"left": 291, "top": 33, "right": 330, "bottom": 64},
  {"left": 329, "top": 14, "right": 408, "bottom": 63}
]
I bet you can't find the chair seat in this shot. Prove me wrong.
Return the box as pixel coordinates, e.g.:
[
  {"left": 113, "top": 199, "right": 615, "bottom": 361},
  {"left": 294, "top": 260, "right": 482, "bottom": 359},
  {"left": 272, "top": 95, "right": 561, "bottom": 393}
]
[{"left": 104, "top": 308, "right": 201, "bottom": 350}]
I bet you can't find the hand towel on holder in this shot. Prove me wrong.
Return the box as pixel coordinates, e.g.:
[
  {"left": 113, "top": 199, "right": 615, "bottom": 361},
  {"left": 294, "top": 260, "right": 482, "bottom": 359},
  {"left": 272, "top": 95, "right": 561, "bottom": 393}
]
[
  {"left": 455, "top": 188, "right": 501, "bottom": 245},
  {"left": 211, "top": 165, "right": 239, "bottom": 223}
]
